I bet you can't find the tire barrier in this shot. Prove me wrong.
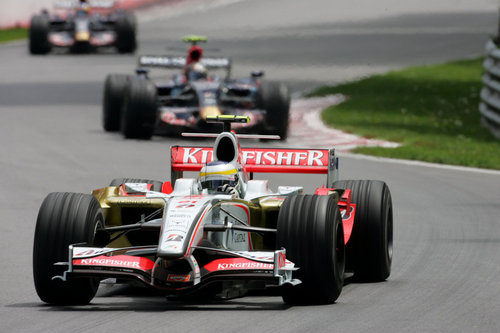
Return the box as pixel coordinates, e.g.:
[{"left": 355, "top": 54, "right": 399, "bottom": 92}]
[{"left": 480, "top": 39, "right": 500, "bottom": 139}]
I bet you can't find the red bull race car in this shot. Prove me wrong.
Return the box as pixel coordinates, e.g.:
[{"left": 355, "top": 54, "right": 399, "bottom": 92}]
[
  {"left": 33, "top": 116, "right": 393, "bottom": 305},
  {"left": 29, "top": 0, "right": 136, "bottom": 54},
  {"left": 102, "top": 36, "right": 290, "bottom": 140}
]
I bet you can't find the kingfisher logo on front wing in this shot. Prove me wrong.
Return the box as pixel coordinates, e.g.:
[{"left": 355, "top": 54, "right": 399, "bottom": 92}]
[
  {"left": 73, "top": 255, "right": 155, "bottom": 271},
  {"left": 203, "top": 258, "right": 274, "bottom": 272}
]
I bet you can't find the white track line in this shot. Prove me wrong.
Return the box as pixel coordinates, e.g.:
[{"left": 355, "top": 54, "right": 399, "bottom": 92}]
[{"left": 341, "top": 153, "right": 500, "bottom": 175}]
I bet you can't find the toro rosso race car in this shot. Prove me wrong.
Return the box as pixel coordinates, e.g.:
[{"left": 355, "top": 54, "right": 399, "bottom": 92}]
[
  {"left": 33, "top": 116, "right": 393, "bottom": 305},
  {"left": 29, "top": 0, "right": 136, "bottom": 54},
  {"left": 102, "top": 36, "right": 290, "bottom": 140}
]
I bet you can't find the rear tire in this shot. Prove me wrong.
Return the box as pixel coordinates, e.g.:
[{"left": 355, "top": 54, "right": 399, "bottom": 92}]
[
  {"left": 121, "top": 78, "right": 157, "bottom": 139},
  {"left": 259, "top": 81, "right": 290, "bottom": 140},
  {"left": 109, "top": 178, "right": 163, "bottom": 191},
  {"left": 333, "top": 180, "right": 393, "bottom": 281},
  {"left": 29, "top": 15, "right": 51, "bottom": 54},
  {"left": 115, "top": 12, "right": 137, "bottom": 53},
  {"left": 33, "top": 192, "right": 103, "bottom": 305},
  {"left": 103, "top": 74, "right": 128, "bottom": 132},
  {"left": 277, "top": 195, "right": 345, "bottom": 304}
]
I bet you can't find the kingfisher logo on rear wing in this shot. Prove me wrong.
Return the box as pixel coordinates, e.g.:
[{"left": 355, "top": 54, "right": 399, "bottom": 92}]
[{"left": 170, "top": 146, "right": 339, "bottom": 187}]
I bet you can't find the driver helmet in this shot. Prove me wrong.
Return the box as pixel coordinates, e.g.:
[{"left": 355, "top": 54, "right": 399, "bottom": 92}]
[
  {"left": 76, "top": 3, "right": 90, "bottom": 15},
  {"left": 199, "top": 161, "right": 240, "bottom": 194},
  {"left": 187, "top": 62, "right": 207, "bottom": 81}
]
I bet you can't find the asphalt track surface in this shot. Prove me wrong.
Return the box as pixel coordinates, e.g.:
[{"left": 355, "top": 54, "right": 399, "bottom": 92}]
[{"left": 1, "top": 0, "right": 500, "bottom": 332}]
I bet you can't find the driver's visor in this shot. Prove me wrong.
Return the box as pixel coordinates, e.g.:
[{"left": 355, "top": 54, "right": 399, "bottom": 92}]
[{"left": 199, "top": 168, "right": 237, "bottom": 177}]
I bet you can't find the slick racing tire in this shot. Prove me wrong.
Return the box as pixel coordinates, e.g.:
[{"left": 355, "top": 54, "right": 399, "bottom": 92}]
[
  {"left": 259, "top": 81, "right": 290, "bottom": 141},
  {"left": 29, "top": 15, "right": 51, "bottom": 55},
  {"left": 103, "top": 74, "right": 128, "bottom": 132},
  {"left": 115, "top": 12, "right": 137, "bottom": 53},
  {"left": 333, "top": 180, "right": 393, "bottom": 281},
  {"left": 109, "top": 178, "right": 163, "bottom": 191},
  {"left": 121, "top": 78, "right": 157, "bottom": 139},
  {"left": 33, "top": 192, "right": 104, "bottom": 305},
  {"left": 277, "top": 194, "right": 345, "bottom": 304}
]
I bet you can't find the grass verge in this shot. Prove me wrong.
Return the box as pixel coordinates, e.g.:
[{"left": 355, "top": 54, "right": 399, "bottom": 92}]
[
  {"left": 0, "top": 27, "right": 28, "bottom": 43},
  {"left": 309, "top": 58, "right": 500, "bottom": 170}
]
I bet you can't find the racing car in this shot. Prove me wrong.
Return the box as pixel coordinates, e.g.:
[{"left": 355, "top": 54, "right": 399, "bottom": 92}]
[
  {"left": 102, "top": 36, "right": 290, "bottom": 140},
  {"left": 29, "top": 0, "right": 136, "bottom": 54},
  {"left": 33, "top": 116, "right": 393, "bottom": 305}
]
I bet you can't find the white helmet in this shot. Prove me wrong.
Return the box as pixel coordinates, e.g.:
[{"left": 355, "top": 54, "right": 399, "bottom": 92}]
[{"left": 187, "top": 62, "right": 207, "bottom": 81}]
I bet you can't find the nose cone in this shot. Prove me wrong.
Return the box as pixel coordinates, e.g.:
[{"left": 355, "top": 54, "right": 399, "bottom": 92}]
[
  {"left": 200, "top": 106, "right": 222, "bottom": 120},
  {"left": 75, "top": 31, "right": 90, "bottom": 42}
]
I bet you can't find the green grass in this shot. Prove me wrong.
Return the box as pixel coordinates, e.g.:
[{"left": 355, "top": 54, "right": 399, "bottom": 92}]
[
  {"left": 309, "top": 58, "right": 500, "bottom": 169},
  {"left": 0, "top": 27, "right": 28, "bottom": 43}
]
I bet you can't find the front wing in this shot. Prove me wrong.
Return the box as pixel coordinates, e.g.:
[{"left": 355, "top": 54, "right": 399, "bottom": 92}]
[
  {"left": 54, "top": 245, "right": 299, "bottom": 293},
  {"left": 157, "top": 107, "right": 266, "bottom": 129}
]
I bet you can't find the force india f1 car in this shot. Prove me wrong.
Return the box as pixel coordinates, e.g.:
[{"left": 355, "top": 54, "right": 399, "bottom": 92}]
[
  {"left": 102, "top": 36, "right": 290, "bottom": 140},
  {"left": 29, "top": 0, "right": 136, "bottom": 54},
  {"left": 33, "top": 116, "right": 393, "bottom": 305}
]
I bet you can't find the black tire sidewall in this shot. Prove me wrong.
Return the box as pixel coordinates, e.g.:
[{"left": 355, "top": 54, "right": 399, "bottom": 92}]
[
  {"left": 259, "top": 81, "right": 290, "bottom": 140},
  {"left": 103, "top": 74, "right": 129, "bottom": 131},
  {"left": 115, "top": 13, "right": 136, "bottom": 53},
  {"left": 277, "top": 195, "right": 344, "bottom": 304},
  {"left": 121, "top": 78, "right": 157, "bottom": 139},
  {"left": 33, "top": 192, "right": 103, "bottom": 304},
  {"left": 29, "top": 15, "right": 51, "bottom": 54},
  {"left": 333, "top": 180, "right": 393, "bottom": 281}
]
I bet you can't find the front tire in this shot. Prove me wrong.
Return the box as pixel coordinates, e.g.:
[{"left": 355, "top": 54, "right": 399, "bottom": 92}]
[
  {"left": 277, "top": 195, "right": 345, "bottom": 304},
  {"left": 121, "top": 78, "right": 157, "bottom": 139},
  {"left": 259, "top": 81, "right": 290, "bottom": 140},
  {"left": 333, "top": 180, "right": 393, "bottom": 281},
  {"left": 29, "top": 15, "right": 51, "bottom": 55},
  {"left": 115, "top": 12, "right": 137, "bottom": 53},
  {"left": 33, "top": 192, "right": 103, "bottom": 305},
  {"left": 103, "top": 74, "right": 128, "bottom": 132}
]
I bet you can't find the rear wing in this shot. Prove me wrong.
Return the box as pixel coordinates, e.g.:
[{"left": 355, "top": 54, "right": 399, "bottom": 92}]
[
  {"left": 170, "top": 146, "right": 339, "bottom": 187},
  {"left": 138, "top": 55, "right": 231, "bottom": 71},
  {"left": 54, "top": 0, "right": 115, "bottom": 9}
]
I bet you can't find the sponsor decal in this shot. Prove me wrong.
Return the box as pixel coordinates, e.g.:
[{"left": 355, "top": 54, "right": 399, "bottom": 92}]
[
  {"left": 278, "top": 252, "right": 286, "bottom": 269},
  {"left": 166, "top": 234, "right": 184, "bottom": 242},
  {"left": 73, "top": 255, "right": 155, "bottom": 270},
  {"left": 139, "top": 56, "right": 185, "bottom": 67},
  {"left": 167, "top": 274, "right": 191, "bottom": 282},
  {"left": 172, "top": 147, "right": 328, "bottom": 167},
  {"left": 203, "top": 258, "right": 274, "bottom": 272},
  {"left": 73, "top": 247, "right": 115, "bottom": 258},
  {"left": 139, "top": 56, "right": 229, "bottom": 68},
  {"left": 234, "top": 233, "right": 246, "bottom": 243}
]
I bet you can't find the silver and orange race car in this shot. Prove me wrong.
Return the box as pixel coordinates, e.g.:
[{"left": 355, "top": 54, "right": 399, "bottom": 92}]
[
  {"left": 33, "top": 116, "right": 393, "bottom": 305},
  {"left": 29, "top": 0, "right": 136, "bottom": 54}
]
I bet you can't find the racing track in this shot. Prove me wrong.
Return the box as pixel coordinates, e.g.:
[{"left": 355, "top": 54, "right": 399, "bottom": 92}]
[{"left": 1, "top": 0, "right": 500, "bottom": 332}]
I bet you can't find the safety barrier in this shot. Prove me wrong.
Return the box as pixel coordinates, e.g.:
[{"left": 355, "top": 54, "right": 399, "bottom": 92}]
[{"left": 480, "top": 39, "right": 500, "bottom": 139}]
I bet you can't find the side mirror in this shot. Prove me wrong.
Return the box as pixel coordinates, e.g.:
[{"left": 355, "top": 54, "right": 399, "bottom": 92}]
[
  {"left": 135, "top": 68, "right": 150, "bottom": 77},
  {"left": 251, "top": 70, "right": 264, "bottom": 78}
]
